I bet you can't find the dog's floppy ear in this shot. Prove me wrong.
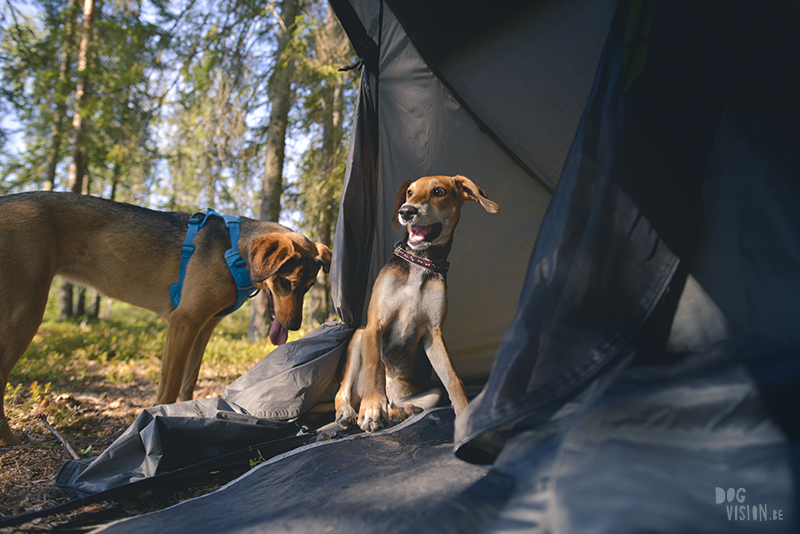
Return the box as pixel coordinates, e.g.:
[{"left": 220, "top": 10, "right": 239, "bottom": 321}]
[
  {"left": 315, "top": 242, "right": 332, "bottom": 274},
  {"left": 392, "top": 179, "right": 413, "bottom": 228},
  {"left": 248, "top": 233, "right": 300, "bottom": 282},
  {"left": 454, "top": 175, "right": 500, "bottom": 213}
]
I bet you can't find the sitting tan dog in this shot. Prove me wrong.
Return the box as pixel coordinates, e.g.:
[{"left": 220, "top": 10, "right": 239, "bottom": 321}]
[
  {"left": 0, "top": 191, "right": 331, "bottom": 445},
  {"left": 334, "top": 175, "right": 499, "bottom": 432}
]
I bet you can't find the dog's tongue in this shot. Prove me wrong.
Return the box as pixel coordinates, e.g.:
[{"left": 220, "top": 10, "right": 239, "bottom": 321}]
[
  {"left": 410, "top": 225, "right": 433, "bottom": 242},
  {"left": 269, "top": 318, "right": 288, "bottom": 346}
]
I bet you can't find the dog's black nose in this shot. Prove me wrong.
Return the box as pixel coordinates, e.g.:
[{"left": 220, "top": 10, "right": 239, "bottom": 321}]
[
  {"left": 284, "top": 317, "right": 302, "bottom": 330},
  {"left": 398, "top": 205, "right": 418, "bottom": 220}
]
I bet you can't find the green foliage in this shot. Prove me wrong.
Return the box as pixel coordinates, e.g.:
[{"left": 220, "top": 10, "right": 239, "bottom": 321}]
[
  {"left": 10, "top": 280, "right": 294, "bottom": 386},
  {"left": 15, "top": 291, "right": 154, "bottom": 380},
  {"left": 4, "top": 380, "right": 82, "bottom": 434},
  {"left": 3, "top": 278, "right": 316, "bottom": 441},
  {"left": 284, "top": 3, "right": 356, "bottom": 242},
  {"left": 249, "top": 450, "right": 266, "bottom": 468},
  {"left": 0, "top": 3, "right": 70, "bottom": 191},
  {"left": 0, "top": 0, "right": 165, "bottom": 197},
  {"left": 0, "top": 0, "right": 356, "bottom": 269}
]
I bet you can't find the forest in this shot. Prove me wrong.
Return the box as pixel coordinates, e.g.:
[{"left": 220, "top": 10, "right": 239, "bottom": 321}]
[
  {"left": 0, "top": 4, "right": 362, "bottom": 520},
  {"left": 0, "top": 0, "right": 358, "bottom": 329}
]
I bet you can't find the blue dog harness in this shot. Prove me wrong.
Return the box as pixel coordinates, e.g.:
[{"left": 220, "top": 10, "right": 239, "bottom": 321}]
[{"left": 169, "top": 209, "right": 258, "bottom": 317}]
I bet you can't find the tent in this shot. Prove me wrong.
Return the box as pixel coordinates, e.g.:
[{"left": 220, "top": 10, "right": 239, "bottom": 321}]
[{"left": 31, "top": 0, "right": 800, "bottom": 531}]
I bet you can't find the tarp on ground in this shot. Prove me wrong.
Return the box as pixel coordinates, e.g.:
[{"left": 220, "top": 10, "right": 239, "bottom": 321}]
[
  {"left": 90, "top": 409, "right": 490, "bottom": 534},
  {"left": 58, "top": 0, "right": 800, "bottom": 531}
]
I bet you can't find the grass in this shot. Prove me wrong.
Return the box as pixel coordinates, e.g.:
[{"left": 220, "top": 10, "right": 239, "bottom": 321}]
[{"left": 5, "top": 279, "right": 310, "bottom": 431}]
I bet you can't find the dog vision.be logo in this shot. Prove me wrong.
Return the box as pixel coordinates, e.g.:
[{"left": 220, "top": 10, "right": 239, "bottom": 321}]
[{"left": 715, "top": 487, "right": 784, "bottom": 522}]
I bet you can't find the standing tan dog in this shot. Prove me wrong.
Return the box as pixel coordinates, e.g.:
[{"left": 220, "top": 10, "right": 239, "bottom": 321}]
[
  {"left": 0, "top": 191, "right": 331, "bottom": 445},
  {"left": 334, "top": 175, "right": 499, "bottom": 432}
]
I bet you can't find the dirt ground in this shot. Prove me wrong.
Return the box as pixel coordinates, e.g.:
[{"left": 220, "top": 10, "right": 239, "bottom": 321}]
[{"left": 0, "top": 374, "right": 236, "bottom": 533}]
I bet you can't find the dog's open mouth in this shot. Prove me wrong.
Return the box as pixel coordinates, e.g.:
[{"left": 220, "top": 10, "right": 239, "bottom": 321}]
[
  {"left": 408, "top": 223, "right": 442, "bottom": 245},
  {"left": 266, "top": 288, "right": 289, "bottom": 346}
]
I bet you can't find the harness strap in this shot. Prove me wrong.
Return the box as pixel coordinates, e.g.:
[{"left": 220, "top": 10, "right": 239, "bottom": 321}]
[{"left": 170, "top": 209, "right": 258, "bottom": 317}]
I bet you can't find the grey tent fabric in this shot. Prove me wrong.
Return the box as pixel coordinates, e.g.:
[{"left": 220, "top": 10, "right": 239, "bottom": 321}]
[
  {"left": 386, "top": 0, "right": 617, "bottom": 193},
  {"left": 330, "top": 62, "right": 379, "bottom": 327},
  {"left": 82, "top": 353, "right": 799, "bottom": 534},
  {"left": 60, "top": 322, "right": 352, "bottom": 493},
  {"left": 404, "top": 346, "right": 799, "bottom": 534},
  {"left": 59, "top": 398, "right": 296, "bottom": 495},
  {"left": 453, "top": 0, "right": 800, "bottom": 462},
  {"left": 222, "top": 322, "right": 351, "bottom": 419},
  {"left": 338, "top": 0, "right": 614, "bottom": 380}
]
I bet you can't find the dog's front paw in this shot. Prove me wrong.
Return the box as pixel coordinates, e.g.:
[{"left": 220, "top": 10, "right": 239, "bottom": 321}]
[
  {"left": 335, "top": 405, "right": 358, "bottom": 428},
  {"left": 358, "top": 402, "right": 387, "bottom": 433}
]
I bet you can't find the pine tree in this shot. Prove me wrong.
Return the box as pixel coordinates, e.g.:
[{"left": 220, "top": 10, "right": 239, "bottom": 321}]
[
  {"left": 249, "top": 0, "right": 300, "bottom": 339},
  {"left": 290, "top": 1, "right": 355, "bottom": 326}
]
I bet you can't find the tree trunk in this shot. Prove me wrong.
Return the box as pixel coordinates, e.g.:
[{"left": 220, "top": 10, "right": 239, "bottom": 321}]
[
  {"left": 307, "top": 79, "right": 342, "bottom": 327},
  {"left": 248, "top": 0, "right": 299, "bottom": 339},
  {"left": 62, "top": 0, "right": 101, "bottom": 321},
  {"left": 258, "top": 0, "right": 298, "bottom": 223},
  {"left": 44, "top": 0, "right": 78, "bottom": 191},
  {"left": 67, "top": 0, "right": 100, "bottom": 194},
  {"left": 59, "top": 279, "right": 73, "bottom": 321},
  {"left": 307, "top": 6, "right": 347, "bottom": 327}
]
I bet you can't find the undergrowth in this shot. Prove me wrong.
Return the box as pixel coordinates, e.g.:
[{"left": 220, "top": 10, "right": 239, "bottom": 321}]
[{"left": 5, "top": 279, "right": 309, "bottom": 432}]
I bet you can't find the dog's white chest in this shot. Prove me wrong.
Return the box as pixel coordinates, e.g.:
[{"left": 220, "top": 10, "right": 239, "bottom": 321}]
[{"left": 372, "top": 267, "right": 446, "bottom": 336}]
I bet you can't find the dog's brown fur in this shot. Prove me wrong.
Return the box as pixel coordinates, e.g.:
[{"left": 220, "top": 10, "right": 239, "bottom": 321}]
[
  {"left": 0, "top": 191, "right": 331, "bottom": 445},
  {"left": 334, "top": 175, "right": 499, "bottom": 432}
]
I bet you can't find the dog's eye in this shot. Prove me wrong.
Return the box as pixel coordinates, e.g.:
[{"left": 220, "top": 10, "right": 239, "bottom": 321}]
[
  {"left": 279, "top": 278, "right": 292, "bottom": 292},
  {"left": 433, "top": 187, "right": 446, "bottom": 197},
  {"left": 407, "top": 189, "right": 412, "bottom": 198}
]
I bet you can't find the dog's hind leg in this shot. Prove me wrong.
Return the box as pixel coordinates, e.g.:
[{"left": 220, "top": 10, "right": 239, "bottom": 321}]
[
  {"left": 178, "top": 316, "right": 223, "bottom": 402},
  {"left": 388, "top": 387, "right": 442, "bottom": 422},
  {"left": 0, "top": 270, "right": 53, "bottom": 445},
  {"left": 334, "top": 328, "right": 364, "bottom": 428}
]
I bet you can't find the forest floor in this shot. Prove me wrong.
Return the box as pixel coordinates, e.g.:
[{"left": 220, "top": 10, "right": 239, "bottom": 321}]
[{"left": 0, "top": 290, "right": 279, "bottom": 532}]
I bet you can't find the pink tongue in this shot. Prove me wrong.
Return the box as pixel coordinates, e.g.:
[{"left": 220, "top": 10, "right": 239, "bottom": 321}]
[
  {"left": 269, "top": 319, "right": 289, "bottom": 346},
  {"left": 410, "top": 225, "right": 432, "bottom": 239}
]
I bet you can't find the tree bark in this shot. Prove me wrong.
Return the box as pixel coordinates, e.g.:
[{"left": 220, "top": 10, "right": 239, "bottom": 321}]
[
  {"left": 307, "top": 5, "right": 347, "bottom": 327},
  {"left": 259, "top": 0, "right": 298, "bottom": 223},
  {"left": 308, "top": 74, "right": 342, "bottom": 327},
  {"left": 249, "top": 0, "right": 299, "bottom": 339},
  {"left": 44, "top": 0, "right": 79, "bottom": 191},
  {"left": 67, "top": 0, "right": 100, "bottom": 194},
  {"left": 62, "top": 0, "right": 101, "bottom": 320}
]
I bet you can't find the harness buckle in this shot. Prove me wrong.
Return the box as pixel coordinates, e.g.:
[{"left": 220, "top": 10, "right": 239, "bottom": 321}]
[{"left": 188, "top": 212, "right": 206, "bottom": 225}]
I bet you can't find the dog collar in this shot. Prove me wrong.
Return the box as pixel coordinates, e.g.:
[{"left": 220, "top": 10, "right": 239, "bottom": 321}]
[
  {"left": 170, "top": 209, "right": 258, "bottom": 317},
  {"left": 393, "top": 242, "right": 450, "bottom": 274}
]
